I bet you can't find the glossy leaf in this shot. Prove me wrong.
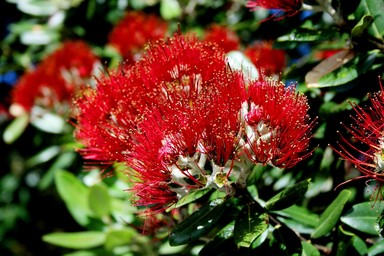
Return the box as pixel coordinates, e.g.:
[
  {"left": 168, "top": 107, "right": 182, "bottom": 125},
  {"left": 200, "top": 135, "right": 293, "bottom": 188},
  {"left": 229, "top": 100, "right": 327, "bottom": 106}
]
[
  {"left": 277, "top": 28, "right": 338, "bottom": 42},
  {"left": 88, "top": 185, "right": 111, "bottom": 218},
  {"left": 169, "top": 199, "right": 226, "bottom": 246},
  {"left": 368, "top": 239, "right": 384, "bottom": 256},
  {"left": 272, "top": 224, "right": 302, "bottom": 255},
  {"left": 199, "top": 221, "right": 235, "bottom": 255},
  {"left": 54, "top": 170, "right": 90, "bottom": 226},
  {"left": 3, "top": 113, "right": 29, "bottom": 144},
  {"left": 277, "top": 204, "right": 319, "bottom": 227},
  {"left": 340, "top": 201, "right": 384, "bottom": 235},
  {"left": 311, "top": 189, "right": 351, "bottom": 239},
  {"left": 352, "top": 15, "right": 374, "bottom": 38},
  {"left": 42, "top": 231, "right": 105, "bottom": 249},
  {"left": 265, "top": 179, "right": 311, "bottom": 211},
  {"left": 234, "top": 204, "right": 269, "bottom": 248},
  {"left": 355, "top": 0, "right": 384, "bottom": 41},
  {"left": 173, "top": 187, "right": 212, "bottom": 209}
]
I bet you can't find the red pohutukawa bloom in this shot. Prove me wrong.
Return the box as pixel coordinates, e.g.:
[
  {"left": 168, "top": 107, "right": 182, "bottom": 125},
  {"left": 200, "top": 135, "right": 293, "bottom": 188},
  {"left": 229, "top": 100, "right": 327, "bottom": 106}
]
[
  {"left": 333, "top": 86, "right": 384, "bottom": 184},
  {"left": 246, "top": 0, "right": 303, "bottom": 19},
  {"left": 244, "top": 41, "right": 286, "bottom": 77},
  {"left": 108, "top": 11, "right": 168, "bottom": 63},
  {"left": 11, "top": 41, "right": 99, "bottom": 115},
  {"left": 203, "top": 24, "right": 240, "bottom": 53},
  {"left": 73, "top": 33, "right": 314, "bottom": 214}
]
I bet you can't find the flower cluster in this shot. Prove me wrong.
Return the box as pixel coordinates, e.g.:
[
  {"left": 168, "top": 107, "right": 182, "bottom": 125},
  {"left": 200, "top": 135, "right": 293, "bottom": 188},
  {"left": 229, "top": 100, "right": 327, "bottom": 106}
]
[
  {"left": 10, "top": 41, "right": 99, "bottom": 116},
  {"left": 73, "top": 33, "right": 314, "bottom": 215},
  {"left": 108, "top": 11, "right": 168, "bottom": 63},
  {"left": 333, "top": 85, "right": 384, "bottom": 184},
  {"left": 246, "top": 0, "right": 303, "bottom": 19},
  {"left": 203, "top": 24, "right": 240, "bottom": 53}
]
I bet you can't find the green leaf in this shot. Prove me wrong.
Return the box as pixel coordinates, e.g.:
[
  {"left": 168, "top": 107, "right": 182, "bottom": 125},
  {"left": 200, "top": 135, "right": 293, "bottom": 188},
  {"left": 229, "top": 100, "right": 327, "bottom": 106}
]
[
  {"left": 173, "top": 187, "right": 212, "bottom": 209},
  {"left": 30, "top": 107, "right": 66, "bottom": 133},
  {"left": 54, "top": 170, "right": 90, "bottom": 226},
  {"left": 88, "top": 185, "right": 111, "bottom": 218},
  {"left": 301, "top": 241, "right": 321, "bottom": 256},
  {"left": 63, "top": 251, "right": 98, "bottom": 256},
  {"left": 272, "top": 224, "right": 302, "bottom": 255},
  {"left": 355, "top": 0, "right": 384, "bottom": 41},
  {"left": 234, "top": 204, "right": 269, "bottom": 248},
  {"left": 17, "top": 0, "right": 58, "bottom": 16},
  {"left": 196, "top": 221, "right": 235, "bottom": 256},
  {"left": 25, "top": 146, "right": 61, "bottom": 167},
  {"left": 42, "top": 231, "right": 105, "bottom": 249},
  {"left": 160, "top": 0, "right": 181, "bottom": 20},
  {"left": 265, "top": 179, "right": 311, "bottom": 211},
  {"left": 368, "top": 239, "right": 384, "bottom": 256},
  {"left": 352, "top": 236, "right": 368, "bottom": 256},
  {"left": 341, "top": 202, "right": 384, "bottom": 235},
  {"left": 316, "top": 52, "right": 376, "bottom": 87},
  {"left": 3, "top": 113, "right": 29, "bottom": 144},
  {"left": 277, "top": 205, "right": 319, "bottom": 227},
  {"left": 169, "top": 199, "right": 226, "bottom": 246},
  {"left": 311, "top": 189, "right": 351, "bottom": 239},
  {"left": 277, "top": 28, "right": 338, "bottom": 42},
  {"left": 352, "top": 15, "right": 374, "bottom": 38},
  {"left": 104, "top": 228, "right": 137, "bottom": 251}
]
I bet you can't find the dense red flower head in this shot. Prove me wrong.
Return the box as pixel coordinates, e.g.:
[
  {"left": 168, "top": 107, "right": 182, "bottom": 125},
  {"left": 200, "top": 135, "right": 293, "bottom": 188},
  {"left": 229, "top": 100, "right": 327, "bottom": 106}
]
[
  {"left": 244, "top": 41, "right": 286, "bottom": 77},
  {"left": 333, "top": 86, "right": 384, "bottom": 183},
  {"left": 203, "top": 24, "right": 240, "bottom": 53},
  {"left": 11, "top": 40, "right": 98, "bottom": 114},
  {"left": 108, "top": 11, "right": 168, "bottom": 63},
  {"left": 246, "top": 0, "right": 302, "bottom": 19},
  {"left": 243, "top": 77, "right": 314, "bottom": 168}
]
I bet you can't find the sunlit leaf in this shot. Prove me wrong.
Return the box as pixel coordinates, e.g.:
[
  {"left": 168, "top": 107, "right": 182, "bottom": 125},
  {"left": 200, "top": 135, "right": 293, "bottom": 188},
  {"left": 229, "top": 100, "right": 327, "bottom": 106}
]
[
  {"left": 277, "top": 28, "right": 338, "bottom": 42},
  {"left": 355, "top": 0, "right": 384, "bottom": 41},
  {"left": 25, "top": 146, "right": 61, "bottom": 167},
  {"left": 160, "top": 0, "right": 181, "bottom": 20},
  {"left": 301, "top": 241, "right": 321, "bottom": 256},
  {"left": 277, "top": 204, "right": 319, "bottom": 227},
  {"left": 311, "top": 189, "right": 351, "bottom": 239},
  {"left": 17, "top": 0, "right": 58, "bottom": 16},
  {"left": 88, "top": 184, "right": 111, "bottom": 218},
  {"left": 234, "top": 204, "right": 269, "bottom": 248},
  {"left": 104, "top": 228, "right": 137, "bottom": 251},
  {"left": 173, "top": 187, "right": 212, "bottom": 209},
  {"left": 169, "top": 199, "right": 226, "bottom": 246},
  {"left": 42, "top": 231, "right": 105, "bottom": 249},
  {"left": 54, "top": 170, "right": 90, "bottom": 226},
  {"left": 265, "top": 179, "right": 311, "bottom": 211},
  {"left": 352, "top": 15, "right": 374, "bottom": 38},
  {"left": 341, "top": 202, "right": 384, "bottom": 235},
  {"left": 367, "top": 239, "right": 384, "bottom": 256}
]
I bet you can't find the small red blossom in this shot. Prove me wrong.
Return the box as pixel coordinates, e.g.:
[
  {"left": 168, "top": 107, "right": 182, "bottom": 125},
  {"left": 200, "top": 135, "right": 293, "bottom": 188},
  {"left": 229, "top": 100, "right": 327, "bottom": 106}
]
[
  {"left": 203, "top": 24, "right": 240, "bottom": 53},
  {"left": 243, "top": 77, "right": 314, "bottom": 168},
  {"left": 333, "top": 85, "right": 384, "bottom": 184},
  {"left": 108, "top": 11, "right": 168, "bottom": 63},
  {"left": 11, "top": 41, "right": 98, "bottom": 114},
  {"left": 246, "top": 0, "right": 303, "bottom": 19},
  {"left": 244, "top": 41, "right": 286, "bottom": 76}
]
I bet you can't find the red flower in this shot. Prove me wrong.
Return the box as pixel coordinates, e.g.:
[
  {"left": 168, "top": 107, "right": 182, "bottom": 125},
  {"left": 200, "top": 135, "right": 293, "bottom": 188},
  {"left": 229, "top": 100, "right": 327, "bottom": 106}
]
[
  {"left": 243, "top": 77, "right": 314, "bottom": 168},
  {"left": 244, "top": 41, "right": 286, "bottom": 76},
  {"left": 203, "top": 24, "right": 240, "bottom": 53},
  {"left": 108, "top": 11, "right": 168, "bottom": 63},
  {"left": 11, "top": 41, "right": 98, "bottom": 114},
  {"left": 246, "top": 0, "right": 302, "bottom": 19},
  {"left": 333, "top": 86, "right": 384, "bottom": 184}
]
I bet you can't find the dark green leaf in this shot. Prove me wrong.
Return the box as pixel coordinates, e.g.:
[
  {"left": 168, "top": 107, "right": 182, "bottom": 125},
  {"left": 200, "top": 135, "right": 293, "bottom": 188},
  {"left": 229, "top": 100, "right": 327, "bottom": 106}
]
[
  {"left": 272, "top": 224, "right": 302, "bottom": 255},
  {"left": 355, "top": 0, "right": 384, "bottom": 41},
  {"left": 3, "top": 113, "right": 29, "bottom": 144},
  {"left": 199, "top": 221, "right": 235, "bottom": 255},
  {"left": 173, "top": 187, "right": 212, "bottom": 209},
  {"left": 265, "top": 179, "right": 311, "bottom": 211},
  {"left": 277, "top": 28, "right": 338, "bottom": 42},
  {"left": 88, "top": 185, "right": 111, "bottom": 218},
  {"left": 234, "top": 204, "right": 269, "bottom": 248},
  {"left": 341, "top": 202, "right": 384, "bottom": 235},
  {"left": 42, "top": 231, "right": 105, "bottom": 249},
  {"left": 54, "top": 170, "right": 90, "bottom": 226},
  {"left": 352, "top": 15, "right": 374, "bottom": 38},
  {"left": 169, "top": 199, "right": 226, "bottom": 246},
  {"left": 311, "top": 189, "right": 351, "bottom": 239}
]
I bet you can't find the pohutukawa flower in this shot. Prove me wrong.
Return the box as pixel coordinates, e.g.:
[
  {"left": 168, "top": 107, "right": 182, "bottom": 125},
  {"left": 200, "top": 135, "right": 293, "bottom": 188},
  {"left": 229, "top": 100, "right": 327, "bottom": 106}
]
[
  {"left": 203, "top": 24, "right": 240, "bottom": 53},
  {"left": 10, "top": 41, "right": 99, "bottom": 115},
  {"left": 108, "top": 11, "right": 168, "bottom": 63},
  {"left": 242, "top": 77, "right": 315, "bottom": 169},
  {"left": 246, "top": 0, "right": 303, "bottom": 19},
  {"left": 332, "top": 85, "right": 384, "bottom": 185},
  {"left": 73, "top": 33, "right": 314, "bottom": 215},
  {"left": 244, "top": 41, "right": 286, "bottom": 77}
]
